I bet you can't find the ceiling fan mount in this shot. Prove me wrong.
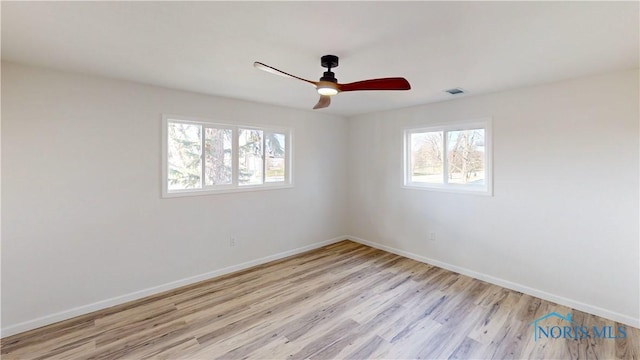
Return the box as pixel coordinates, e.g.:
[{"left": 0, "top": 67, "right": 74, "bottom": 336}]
[
  {"left": 254, "top": 54, "right": 411, "bottom": 109},
  {"left": 320, "top": 55, "right": 339, "bottom": 83},
  {"left": 320, "top": 54, "right": 339, "bottom": 69}
]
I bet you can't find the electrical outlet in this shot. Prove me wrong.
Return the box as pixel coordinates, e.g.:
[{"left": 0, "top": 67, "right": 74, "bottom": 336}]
[
  {"left": 429, "top": 233, "right": 436, "bottom": 241},
  {"left": 230, "top": 238, "right": 236, "bottom": 247}
]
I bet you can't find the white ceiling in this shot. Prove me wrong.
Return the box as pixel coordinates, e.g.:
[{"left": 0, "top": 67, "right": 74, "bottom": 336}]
[{"left": 2, "top": 1, "right": 638, "bottom": 116}]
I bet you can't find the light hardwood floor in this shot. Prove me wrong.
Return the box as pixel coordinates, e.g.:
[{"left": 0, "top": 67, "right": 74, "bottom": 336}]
[{"left": 2, "top": 240, "right": 638, "bottom": 359}]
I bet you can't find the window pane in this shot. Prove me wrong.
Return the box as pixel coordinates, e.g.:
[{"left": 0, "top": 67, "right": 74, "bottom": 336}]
[
  {"left": 238, "top": 129, "right": 264, "bottom": 185},
  {"left": 410, "top": 131, "right": 443, "bottom": 184},
  {"left": 167, "top": 122, "right": 202, "bottom": 190},
  {"left": 447, "top": 129, "right": 485, "bottom": 185},
  {"left": 204, "top": 128, "right": 232, "bottom": 185},
  {"left": 265, "top": 133, "right": 286, "bottom": 183}
]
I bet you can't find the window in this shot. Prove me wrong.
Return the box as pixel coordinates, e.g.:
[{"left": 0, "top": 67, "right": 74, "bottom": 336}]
[
  {"left": 403, "top": 119, "right": 492, "bottom": 195},
  {"left": 162, "top": 115, "right": 292, "bottom": 197}
]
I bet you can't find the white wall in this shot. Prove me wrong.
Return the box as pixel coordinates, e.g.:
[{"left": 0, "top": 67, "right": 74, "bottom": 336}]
[
  {"left": 347, "top": 69, "right": 639, "bottom": 326},
  {"left": 2, "top": 63, "right": 638, "bottom": 336},
  {"left": 1, "top": 62, "right": 349, "bottom": 333}
]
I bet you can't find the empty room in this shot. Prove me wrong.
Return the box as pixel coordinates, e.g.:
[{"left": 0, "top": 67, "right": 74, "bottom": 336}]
[{"left": 1, "top": 1, "right": 639, "bottom": 359}]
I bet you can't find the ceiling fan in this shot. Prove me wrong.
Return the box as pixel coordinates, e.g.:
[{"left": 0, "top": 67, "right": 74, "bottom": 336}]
[{"left": 254, "top": 55, "right": 411, "bottom": 109}]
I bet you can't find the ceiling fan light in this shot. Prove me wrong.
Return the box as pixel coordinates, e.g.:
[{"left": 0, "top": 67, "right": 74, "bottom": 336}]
[
  {"left": 317, "top": 81, "right": 338, "bottom": 96},
  {"left": 317, "top": 87, "right": 338, "bottom": 96}
]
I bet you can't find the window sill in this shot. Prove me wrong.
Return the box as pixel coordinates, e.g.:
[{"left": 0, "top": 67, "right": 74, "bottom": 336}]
[
  {"left": 162, "top": 183, "right": 294, "bottom": 198},
  {"left": 402, "top": 184, "right": 493, "bottom": 196}
]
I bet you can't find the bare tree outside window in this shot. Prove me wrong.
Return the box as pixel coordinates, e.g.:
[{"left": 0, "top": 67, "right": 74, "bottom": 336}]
[
  {"left": 168, "top": 122, "right": 202, "bottom": 190},
  {"left": 205, "top": 128, "right": 232, "bottom": 185},
  {"left": 411, "top": 131, "right": 444, "bottom": 184},
  {"left": 405, "top": 121, "right": 490, "bottom": 194},
  {"left": 238, "top": 129, "right": 264, "bottom": 185},
  {"left": 447, "top": 129, "right": 485, "bottom": 185},
  {"left": 163, "top": 117, "right": 292, "bottom": 197},
  {"left": 265, "top": 133, "right": 286, "bottom": 182}
]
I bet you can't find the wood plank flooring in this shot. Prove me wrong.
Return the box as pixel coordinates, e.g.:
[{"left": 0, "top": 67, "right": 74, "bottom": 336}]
[{"left": 2, "top": 240, "right": 638, "bottom": 359}]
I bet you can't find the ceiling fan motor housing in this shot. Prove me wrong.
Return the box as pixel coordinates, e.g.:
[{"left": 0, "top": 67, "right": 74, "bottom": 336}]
[{"left": 321, "top": 71, "right": 337, "bottom": 83}]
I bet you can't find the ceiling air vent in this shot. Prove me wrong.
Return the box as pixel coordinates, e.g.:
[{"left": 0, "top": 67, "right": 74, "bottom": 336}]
[{"left": 444, "top": 88, "right": 465, "bottom": 95}]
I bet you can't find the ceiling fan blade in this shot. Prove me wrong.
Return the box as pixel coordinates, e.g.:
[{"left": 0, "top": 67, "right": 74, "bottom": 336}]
[
  {"left": 313, "top": 95, "right": 331, "bottom": 109},
  {"left": 338, "top": 77, "right": 411, "bottom": 92},
  {"left": 254, "top": 62, "right": 317, "bottom": 86}
]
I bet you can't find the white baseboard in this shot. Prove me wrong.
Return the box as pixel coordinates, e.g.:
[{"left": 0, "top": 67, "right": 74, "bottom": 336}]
[
  {"left": 347, "top": 235, "right": 640, "bottom": 329},
  {"left": 4, "top": 235, "right": 637, "bottom": 338},
  {"left": 0, "top": 236, "right": 346, "bottom": 338}
]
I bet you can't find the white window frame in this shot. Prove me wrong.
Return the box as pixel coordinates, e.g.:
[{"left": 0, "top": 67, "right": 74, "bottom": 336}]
[
  {"left": 403, "top": 118, "right": 492, "bottom": 196},
  {"left": 162, "top": 114, "right": 293, "bottom": 198}
]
